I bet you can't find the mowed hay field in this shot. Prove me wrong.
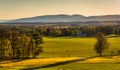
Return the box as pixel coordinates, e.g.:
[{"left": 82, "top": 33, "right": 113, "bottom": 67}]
[{"left": 1, "top": 37, "right": 120, "bottom": 70}]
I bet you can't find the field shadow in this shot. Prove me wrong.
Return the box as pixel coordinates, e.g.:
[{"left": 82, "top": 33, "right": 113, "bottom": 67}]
[{"left": 21, "top": 56, "right": 96, "bottom": 70}]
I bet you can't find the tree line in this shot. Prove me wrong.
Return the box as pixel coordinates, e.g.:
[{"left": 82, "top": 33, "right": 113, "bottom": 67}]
[
  {"left": 2, "top": 25, "right": 119, "bottom": 37},
  {"left": 34, "top": 25, "right": 120, "bottom": 37}
]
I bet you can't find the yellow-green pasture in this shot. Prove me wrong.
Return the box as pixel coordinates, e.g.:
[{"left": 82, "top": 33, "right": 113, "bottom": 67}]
[
  {"left": 1, "top": 37, "right": 120, "bottom": 70},
  {"left": 40, "top": 37, "right": 120, "bottom": 58}
]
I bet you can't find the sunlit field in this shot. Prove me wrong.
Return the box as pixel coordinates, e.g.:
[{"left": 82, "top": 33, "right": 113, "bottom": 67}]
[
  {"left": 41, "top": 37, "right": 96, "bottom": 58},
  {"left": 41, "top": 36, "right": 120, "bottom": 58},
  {"left": 1, "top": 36, "right": 120, "bottom": 70}
]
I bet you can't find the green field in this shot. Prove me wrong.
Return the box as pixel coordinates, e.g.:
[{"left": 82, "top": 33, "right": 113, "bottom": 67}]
[
  {"left": 1, "top": 37, "right": 120, "bottom": 70},
  {"left": 40, "top": 37, "right": 120, "bottom": 70},
  {"left": 40, "top": 37, "right": 120, "bottom": 58}
]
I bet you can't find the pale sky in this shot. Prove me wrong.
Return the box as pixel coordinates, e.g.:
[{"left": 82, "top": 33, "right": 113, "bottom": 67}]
[{"left": 0, "top": 0, "right": 120, "bottom": 20}]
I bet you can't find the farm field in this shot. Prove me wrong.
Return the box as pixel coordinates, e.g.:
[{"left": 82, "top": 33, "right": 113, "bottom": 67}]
[{"left": 1, "top": 37, "right": 120, "bottom": 70}]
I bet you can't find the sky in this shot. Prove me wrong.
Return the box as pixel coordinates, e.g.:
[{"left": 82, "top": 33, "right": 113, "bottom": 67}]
[{"left": 0, "top": 0, "right": 120, "bottom": 20}]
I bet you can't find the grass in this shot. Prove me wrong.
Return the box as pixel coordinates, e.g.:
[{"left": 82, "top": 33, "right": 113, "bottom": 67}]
[
  {"left": 1, "top": 36, "right": 120, "bottom": 70},
  {"left": 43, "top": 56, "right": 120, "bottom": 70},
  {"left": 40, "top": 36, "right": 120, "bottom": 58},
  {"left": 39, "top": 37, "right": 120, "bottom": 70},
  {"left": 46, "top": 63, "right": 120, "bottom": 70},
  {"left": 0, "top": 57, "right": 81, "bottom": 69},
  {"left": 40, "top": 37, "right": 96, "bottom": 58}
]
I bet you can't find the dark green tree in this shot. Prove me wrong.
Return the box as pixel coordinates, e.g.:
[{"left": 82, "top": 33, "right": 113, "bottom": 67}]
[{"left": 94, "top": 32, "right": 109, "bottom": 56}]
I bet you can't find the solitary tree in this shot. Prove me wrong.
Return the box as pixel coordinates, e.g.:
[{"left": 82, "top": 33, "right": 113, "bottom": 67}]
[{"left": 94, "top": 32, "right": 109, "bottom": 56}]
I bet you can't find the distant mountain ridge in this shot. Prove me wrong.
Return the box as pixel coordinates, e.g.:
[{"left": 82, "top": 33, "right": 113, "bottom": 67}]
[
  {"left": 8, "top": 14, "right": 120, "bottom": 23},
  {"left": 0, "top": 20, "right": 9, "bottom": 23}
]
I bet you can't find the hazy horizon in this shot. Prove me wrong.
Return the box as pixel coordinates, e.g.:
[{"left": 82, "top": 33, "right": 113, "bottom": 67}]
[
  {"left": 1, "top": 14, "right": 120, "bottom": 21},
  {"left": 0, "top": 0, "right": 120, "bottom": 20}
]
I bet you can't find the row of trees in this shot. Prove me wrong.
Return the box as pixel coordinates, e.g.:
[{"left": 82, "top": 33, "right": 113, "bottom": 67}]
[
  {"left": 3, "top": 25, "right": 120, "bottom": 37},
  {"left": 0, "top": 28, "right": 43, "bottom": 60},
  {"left": 36, "top": 25, "right": 120, "bottom": 37}
]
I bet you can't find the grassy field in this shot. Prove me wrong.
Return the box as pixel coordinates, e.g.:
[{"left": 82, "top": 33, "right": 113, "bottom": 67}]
[
  {"left": 1, "top": 36, "right": 120, "bottom": 70},
  {"left": 43, "top": 56, "right": 120, "bottom": 70},
  {"left": 40, "top": 37, "right": 120, "bottom": 58},
  {"left": 46, "top": 62, "right": 120, "bottom": 70},
  {"left": 40, "top": 37, "right": 96, "bottom": 58}
]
